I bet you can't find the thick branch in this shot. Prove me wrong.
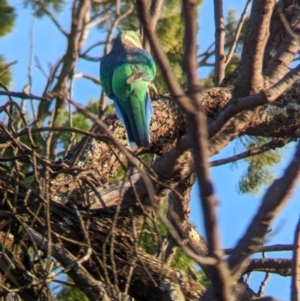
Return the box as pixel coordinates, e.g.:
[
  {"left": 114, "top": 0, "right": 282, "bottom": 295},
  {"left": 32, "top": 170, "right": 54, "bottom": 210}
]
[
  {"left": 245, "top": 258, "right": 292, "bottom": 276},
  {"left": 234, "top": 0, "right": 275, "bottom": 97}
]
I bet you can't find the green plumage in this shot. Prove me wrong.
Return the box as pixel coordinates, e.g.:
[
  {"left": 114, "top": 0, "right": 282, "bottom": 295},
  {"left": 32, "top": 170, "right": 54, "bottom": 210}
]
[{"left": 100, "top": 31, "right": 156, "bottom": 149}]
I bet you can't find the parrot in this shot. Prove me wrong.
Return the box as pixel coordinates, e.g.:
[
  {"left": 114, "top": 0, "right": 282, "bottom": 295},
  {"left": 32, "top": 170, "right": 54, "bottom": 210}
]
[{"left": 100, "top": 31, "right": 156, "bottom": 149}]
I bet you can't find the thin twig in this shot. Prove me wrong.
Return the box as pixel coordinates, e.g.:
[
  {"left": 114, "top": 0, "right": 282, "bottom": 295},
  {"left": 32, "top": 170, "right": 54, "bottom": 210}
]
[
  {"left": 210, "top": 138, "right": 290, "bottom": 167},
  {"left": 40, "top": 4, "right": 68, "bottom": 36},
  {"left": 291, "top": 217, "right": 300, "bottom": 301},
  {"left": 80, "top": 40, "right": 106, "bottom": 57},
  {"left": 0, "top": 60, "right": 17, "bottom": 78},
  {"left": 225, "top": 0, "right": 252, "bottom": 66},
  {"left": 0, "top": 90, "right": 50, "bottom": 102},
  {"left": 143, "top": 0, "right": 163, "bottom": 51},
  {"left": 258, "top": 272, "right": 270, "bottom": 297},
  {"left": 74, "top": 73, "right": 101, "bottom": 84}
]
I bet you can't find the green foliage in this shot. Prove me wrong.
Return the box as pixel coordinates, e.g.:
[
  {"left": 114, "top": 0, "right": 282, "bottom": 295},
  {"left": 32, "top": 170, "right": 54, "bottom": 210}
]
[
  {"left": 0, "top": 56, "right": 12, "bottom": 86},
  {"left": 199, "top": 77, "right": 214, "bottom": 88},
  {"left": 56, "top": 279, "right": 88, "bottom": 301},
  {"left": 24, "top": 0, "right": 65, "bottom": 17},
  {"left": 238, "top": 136, "right": 282, "bottom": 195},
  {"left": 225, "top": 54, "right": 239, "bottom": 76},
  {"left": 0, "top": 0, "right": 15, "bottom": 36},
  {"left": 170, "top": 246, "right": 194, "bottom": 272},
  {"left": 110, "top": 165, "right": 126, "bottom": 184},
  {"left": 0, "top": 0, "right": 15, "bottom": 87}
]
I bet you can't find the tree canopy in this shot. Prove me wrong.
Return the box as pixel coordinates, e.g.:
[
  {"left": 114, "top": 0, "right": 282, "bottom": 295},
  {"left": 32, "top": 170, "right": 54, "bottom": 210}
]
[{"left": 0, "top": 0, "right": 299, "bottom": 300}]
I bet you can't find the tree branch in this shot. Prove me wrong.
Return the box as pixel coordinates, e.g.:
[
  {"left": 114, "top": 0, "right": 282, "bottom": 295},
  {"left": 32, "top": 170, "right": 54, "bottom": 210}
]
[
  {"left": 74, "top": 73, "right": 101, "bottom": 85},
  {"left": 39, "top": 4, "right": 68, "bottom": 36},
  {"left": 213, "top": 0, "right": 226, "bottom": 85},
  {"left": 265, "top": 5, "right": 300, "bottom": 85},
  {"left": 291, "top": 218, "right": 300, "bottom": 301},
  {"left": 210, "top": 138, "right": 291, "bottom": 167},
  {"left": 245, "top": 258, "right": 292, "bottom": 276},
  {"left": 234, "top": 0, "right": 275, "bottom": 97},
  {"left": 228, "top": 140, "right": 300, "bottom": 280},
  {"left": 225, "top": 0, "right": 252, "bottom": 66}
]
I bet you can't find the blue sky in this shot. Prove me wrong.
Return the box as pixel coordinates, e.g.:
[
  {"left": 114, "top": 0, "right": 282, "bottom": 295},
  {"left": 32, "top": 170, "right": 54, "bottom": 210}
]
[{"left": 1, "top": 0, "right": 299, "bottom": 299}]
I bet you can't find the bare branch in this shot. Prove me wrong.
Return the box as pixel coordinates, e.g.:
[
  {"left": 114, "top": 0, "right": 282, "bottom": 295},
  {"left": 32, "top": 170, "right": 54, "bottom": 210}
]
[
  {"left": 255, "top": 297, "right": 280, "bottom": 301},
  {"left": 39, "top": 4, "right": 68, "bottom": 36},
  {"left": 213, "top": 0, "right": 226, "bottom": 85},
  {"left": 291, "top": 218, "right": 300, "bottom": 301},
  {"left": 0, "top": 90, "right": 50, "bottom": 102},
  {"left": 265, "top": 5, "right": 300, "bottom": 85},
  {"left": 143, "top": 0, "right": 163, "bottom": 51},
  {"left": 224, "top": 244, "right": 294, "bottom": 255},
  {"left": 225, "top": 0, "right": 252, "bottom": 66},
  {"left": 149, "top": 0, "right": 163, "bottom": 32},
  {"left": 210, "top": 138, "right": 290, "bottom": 167},
  {"left": 234, "top": 0, "right": 275, "bottom": 97},
  {"left": 74, "top": 73, "right": 101, "bottom": 84},
  {"left": 191, "top": 111, "right": 231, "bottom": 301},
  {"left": 103, "top": 5, "right": 134, "bottom": 55},
  {"left": 80, "top": 54, "right": 102, "bottom": 61},
  {"left": 80, "top": 40, "right": 106, "bottom": 57},
  {"left": 37, "top": 0, "right": 90, "bottom": 122},
  {"left": 86, "top": 14, "right": 110, "bottom": 29},
  {"left": 257, "top": 272, "right": 270, "bottom": 297},
  {"left": 182, "top": 0, "right": 199, "bottom": 92},
  {"left": 181, "top": 1, "right": 231, "bottom": 299},
  {"left": 245, "top": 258, "right": 292, "bottom": 276}
]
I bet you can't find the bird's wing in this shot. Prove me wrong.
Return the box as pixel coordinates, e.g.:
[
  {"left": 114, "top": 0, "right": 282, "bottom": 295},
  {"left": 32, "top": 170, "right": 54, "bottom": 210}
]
[
  {"left": 126, "top": 63, "right": 156, "bottom": 84},
  {"left": 100, "top": 54, "right": 115, "bottom": 99},
  {"left": 126, "top": 49, "right": 156, "bottom": 84}
]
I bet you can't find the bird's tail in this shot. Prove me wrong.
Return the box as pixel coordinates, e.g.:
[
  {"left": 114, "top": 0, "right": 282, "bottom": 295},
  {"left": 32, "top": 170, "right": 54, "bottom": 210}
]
[{"left": 114, "top": 93, "right": 153, "bottom": 149}]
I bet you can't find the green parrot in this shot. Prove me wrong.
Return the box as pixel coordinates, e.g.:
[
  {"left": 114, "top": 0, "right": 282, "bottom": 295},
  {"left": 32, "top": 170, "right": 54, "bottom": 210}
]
[{"left": 100, "top": 31, "right": 156, "bottom": 149}]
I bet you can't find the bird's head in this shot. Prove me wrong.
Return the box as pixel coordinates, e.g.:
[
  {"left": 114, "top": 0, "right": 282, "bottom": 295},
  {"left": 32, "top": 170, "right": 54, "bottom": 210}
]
[{"left": 113, "top": 31, "right": 143, "bottom": 48}]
